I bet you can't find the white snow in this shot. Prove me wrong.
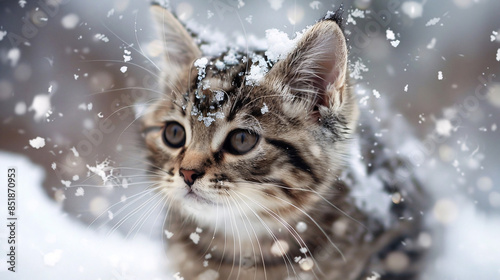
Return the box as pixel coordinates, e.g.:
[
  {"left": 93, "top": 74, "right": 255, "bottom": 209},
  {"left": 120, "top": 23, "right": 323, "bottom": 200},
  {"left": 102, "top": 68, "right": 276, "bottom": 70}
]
[
  {"left": 189, "top": 232, "right": 200, "bottom": 244},
  {"left": 436, "top": 119, "right": 453, "bottom": 136},
  {"left": 349, "top": 59, "right": 369, "bottom": 80},
  {"left": 490, "top": 192, "right": 500, "bottom": 208},
  {"left": 120, "top": 66, "right": 128, "bottom": 73},
  {"left": 0, "top": 30, "right": 6, "bottom": 41},
  {"left": 386, "top": 29, "right": 396, "bottom": 40},
  {"left": 29, "top": 136, "right": 46, "bottom": 149},
  {"left": 61, "top": 14, "right": 79, "bottom": 29},
  {"left": 94, "top": 33, "right": 109, "bottom": 43},
  {"left": 427, "top": 38, "right": 437, "bottom": 49},
  {"left": 14, "top": 101, "right": 26, "bottom": 115},
  {"left": 61, "top": 180, "right": 71, "bottom": 187},
  {"left": 490, "top": 31, "right": 499, "bottom": 42},
  {"left": 296, "top": 221, "right": 307, "bottom": 233},
  {"left": 86, "top": 159, "right": 111, "bottom": 184},
  {"left": 438, "top": 71, "right": 443, "bottom": 80},
  {"left": 390, "top": 40, "right": 400, "bottom": 47},
  {"left": 401, "top": 1, "right": 423, "bottom": 19},
  {"left": 261, "top": 103, "right": 269, "bottom": 115},
  {"left": 70, "top": 146, "right": 79, "bottom": 157},
  {"left": 496, "top": 48, "right": 500, "bottom": 61},
  {"left": 75, "top": 187, "right": 84, "bottom": 196},
  {"left": 309, "top": 1, "right": 321, "bottom": 10},
  {"left": 18, "top": 0, "right": 26, "bottom": 8},
  {"left": 426, "top": 17, "right": 441, "bottom": 27},
  {"left": 268, "top": 0, "right": 284, "bottom": 10},
  {"left": 7, "top": 48, "right": 21, "bottom": 67},
  {"left": 164, "top": 230, "right": 174, "bottom": 239},
  {"left": 43, "top": 249, "right": 63, "bottom": 266},
  {"left": 372, "top": 90, "right": 381, "bottom": 98},
  {"left": 265, "top": 29, "right": 303, "bottom": 63},
  {"left": 246, "top": 63, "right": 267, "bottom": 85},
  {"left": 173, "top": 272, "right": 184, "bottom": 280},
  {"left": 0, "top": 152, "right": 168, "bottom": 279},
  {"left": 215, "top": 60, "right": 225, "bottom": 70},
  {"left": 194, "top": 57, "right": 209, "bottom": 80}
]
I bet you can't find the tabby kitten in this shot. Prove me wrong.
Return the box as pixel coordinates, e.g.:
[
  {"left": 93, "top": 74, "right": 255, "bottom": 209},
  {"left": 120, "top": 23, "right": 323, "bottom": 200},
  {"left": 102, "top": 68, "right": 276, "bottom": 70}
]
[{"left": 142, "top": 4, "right": 427, "bottom": 280}]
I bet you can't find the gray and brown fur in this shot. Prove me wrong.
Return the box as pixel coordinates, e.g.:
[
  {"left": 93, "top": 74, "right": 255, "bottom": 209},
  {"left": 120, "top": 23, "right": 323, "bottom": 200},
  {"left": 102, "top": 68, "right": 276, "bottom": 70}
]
[{"left": 141, "top": 5, "right": 428, "bottom": 280}]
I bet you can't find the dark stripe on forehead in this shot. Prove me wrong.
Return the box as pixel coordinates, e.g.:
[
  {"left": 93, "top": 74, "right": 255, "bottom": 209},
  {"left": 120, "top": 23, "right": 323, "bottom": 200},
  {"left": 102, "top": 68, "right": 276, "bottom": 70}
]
[
  {"left": 227, "top": 94, "right": 250, "bottom": 121},
  {"left": 265, "top": 138, "right": 317, "bottom": 183}
]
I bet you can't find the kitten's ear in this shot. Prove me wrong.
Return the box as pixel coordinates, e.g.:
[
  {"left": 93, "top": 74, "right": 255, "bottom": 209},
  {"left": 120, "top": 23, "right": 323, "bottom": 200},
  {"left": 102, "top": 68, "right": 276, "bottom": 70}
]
[
  {"left": 265, "top": 16, "right": 350, "bottom": 115},
  {"left": 150, "top": 5, "right": 201, "bottom": 75}
]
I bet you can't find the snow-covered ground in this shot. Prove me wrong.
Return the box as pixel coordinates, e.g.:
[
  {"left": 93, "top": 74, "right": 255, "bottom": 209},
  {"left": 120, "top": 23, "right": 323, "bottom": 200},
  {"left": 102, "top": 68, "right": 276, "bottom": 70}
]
[{"left": 0, "top": 151, "right": 168, "bottom": 280}]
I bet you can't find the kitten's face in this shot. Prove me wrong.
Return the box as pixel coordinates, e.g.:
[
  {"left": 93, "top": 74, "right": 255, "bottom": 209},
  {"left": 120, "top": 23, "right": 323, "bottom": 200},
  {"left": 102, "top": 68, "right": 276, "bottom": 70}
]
[{"left": 142, "top": 6, "right": 357, "bottom": 225}]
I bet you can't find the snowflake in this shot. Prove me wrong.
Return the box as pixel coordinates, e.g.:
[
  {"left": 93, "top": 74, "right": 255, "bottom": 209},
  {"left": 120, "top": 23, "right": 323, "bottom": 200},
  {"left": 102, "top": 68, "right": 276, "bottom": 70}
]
[{"left": 425, "top": 17, "right": 441, "bottom": 27}]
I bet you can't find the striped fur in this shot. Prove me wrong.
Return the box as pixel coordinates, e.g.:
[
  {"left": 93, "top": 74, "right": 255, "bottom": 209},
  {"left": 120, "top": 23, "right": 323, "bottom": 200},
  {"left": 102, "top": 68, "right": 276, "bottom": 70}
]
[{"left": 141, "top": 5, "right": 427, "bottom": 280}]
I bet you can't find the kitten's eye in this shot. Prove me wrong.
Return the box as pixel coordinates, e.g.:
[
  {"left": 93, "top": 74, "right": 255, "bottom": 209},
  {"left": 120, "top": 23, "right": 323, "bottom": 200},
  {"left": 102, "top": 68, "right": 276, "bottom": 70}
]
[
  {"left": 224, "top": 129, "right": 259, "bottom": 155},
  {"left": 163, "top": 122, "right": 186, "bottom": 148}
]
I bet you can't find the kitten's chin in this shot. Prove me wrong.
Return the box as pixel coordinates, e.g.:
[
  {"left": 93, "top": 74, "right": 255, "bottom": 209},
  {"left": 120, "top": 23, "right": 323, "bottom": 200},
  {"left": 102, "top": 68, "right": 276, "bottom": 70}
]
[{"left": 177, "top": 189, "right": 218, "bottom": 214}]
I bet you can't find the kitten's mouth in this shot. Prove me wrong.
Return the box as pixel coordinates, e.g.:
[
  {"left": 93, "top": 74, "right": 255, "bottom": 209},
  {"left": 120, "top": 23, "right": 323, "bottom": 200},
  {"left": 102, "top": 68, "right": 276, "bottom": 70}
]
[{"left": 184, "top": 189, "right": 215, "bottom": 205}]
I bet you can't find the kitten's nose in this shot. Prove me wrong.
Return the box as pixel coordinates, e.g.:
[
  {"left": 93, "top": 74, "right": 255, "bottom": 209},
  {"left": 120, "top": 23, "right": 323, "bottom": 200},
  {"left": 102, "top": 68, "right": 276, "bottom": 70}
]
[{"left": 179, "top": 168, "right": 203, "bottom": 186}]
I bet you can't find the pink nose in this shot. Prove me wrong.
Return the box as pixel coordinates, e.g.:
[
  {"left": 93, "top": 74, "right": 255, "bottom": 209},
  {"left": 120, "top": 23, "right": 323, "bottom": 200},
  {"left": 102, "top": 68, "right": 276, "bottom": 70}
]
[{"left": 179, "top": 169, "right": 203, "bottom": 186}]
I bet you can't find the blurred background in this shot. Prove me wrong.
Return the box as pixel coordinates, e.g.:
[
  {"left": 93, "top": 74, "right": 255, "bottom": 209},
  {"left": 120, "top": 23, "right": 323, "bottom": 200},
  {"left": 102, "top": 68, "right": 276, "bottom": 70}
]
[{"left": 0, "top": 0, "right": 499, "bottom": 278}]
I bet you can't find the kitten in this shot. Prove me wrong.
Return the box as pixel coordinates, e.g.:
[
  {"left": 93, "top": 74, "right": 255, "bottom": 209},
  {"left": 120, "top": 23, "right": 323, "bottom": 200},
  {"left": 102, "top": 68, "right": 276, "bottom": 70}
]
[{"left": 142, "top": 4, "right": 428, "bottom": 280}]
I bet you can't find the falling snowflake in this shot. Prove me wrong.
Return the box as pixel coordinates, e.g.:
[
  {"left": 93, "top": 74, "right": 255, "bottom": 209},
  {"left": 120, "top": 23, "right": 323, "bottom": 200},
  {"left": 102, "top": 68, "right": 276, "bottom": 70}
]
[
  {"left": 95, "top": 33, "right": 109, "bottom": 42},
  {"left": 0, "top": 30, "right": 7, "bottom": 41},
  {"left": 309, "top": 1, "right": 321, "bottom": 10},
  {"left": 164, "top": 230, "right": 174, "bottom": 239},
  {"left": 261, "top": 103, "right": 269, "bottom": 114},
  {"left": 75, "top": 187, "right": 84, "bottom": 196},
  {"left": 386, "top": 29, "right": 395, "bottom": 40},
  {"left": 173, "top": 272, "right": 184, "bottom": 280},
  {"left": 86, "top": 159, "right": 112, "bottom": 184},
  {"left": 29, "top": 137, "right": 46, "bottom": 149},
  {"left": 427, "top": 38, "right": 437, "bottom": 49},
  {"left": 391, "top": 40, "right": 400, "bottom": 47},
  {"left": 490, "top": 31, "right": 499, "bottom": 42},
  {"left": 70, "top": 146, "right": 79, "bottom": 157},
  {"left": 349, "top": 59, "right": 369, "bottom": 80},
  {"left": 425, "top": 17, "right": 441, "bottom": 27},
  {"left": 438, "top": 71, "right": 443, "bottom": 80},
  {"left": 189, "top": 232, "right": 200, "bottom": 244},
  {"left": 61, "top": 180, "right": 71, "bottom": 187}
]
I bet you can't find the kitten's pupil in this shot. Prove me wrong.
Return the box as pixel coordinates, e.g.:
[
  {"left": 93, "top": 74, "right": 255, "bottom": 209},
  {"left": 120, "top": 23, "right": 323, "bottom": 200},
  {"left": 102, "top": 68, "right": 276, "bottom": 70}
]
[
  {"left": 163, "top": 122, "right": 186, "bottom": 148},
  {"left": 225, "top": 130, "right": 259, "bottom": 155},
  {"left": 237, "top": 132, "right": 245, "bottom": 144}
]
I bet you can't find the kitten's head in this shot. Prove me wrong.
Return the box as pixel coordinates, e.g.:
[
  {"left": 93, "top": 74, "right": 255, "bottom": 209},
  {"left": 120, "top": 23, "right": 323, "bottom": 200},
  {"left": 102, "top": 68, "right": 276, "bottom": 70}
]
[{"left": 142, "top": 5, "right": 358, "bottom": 224}]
